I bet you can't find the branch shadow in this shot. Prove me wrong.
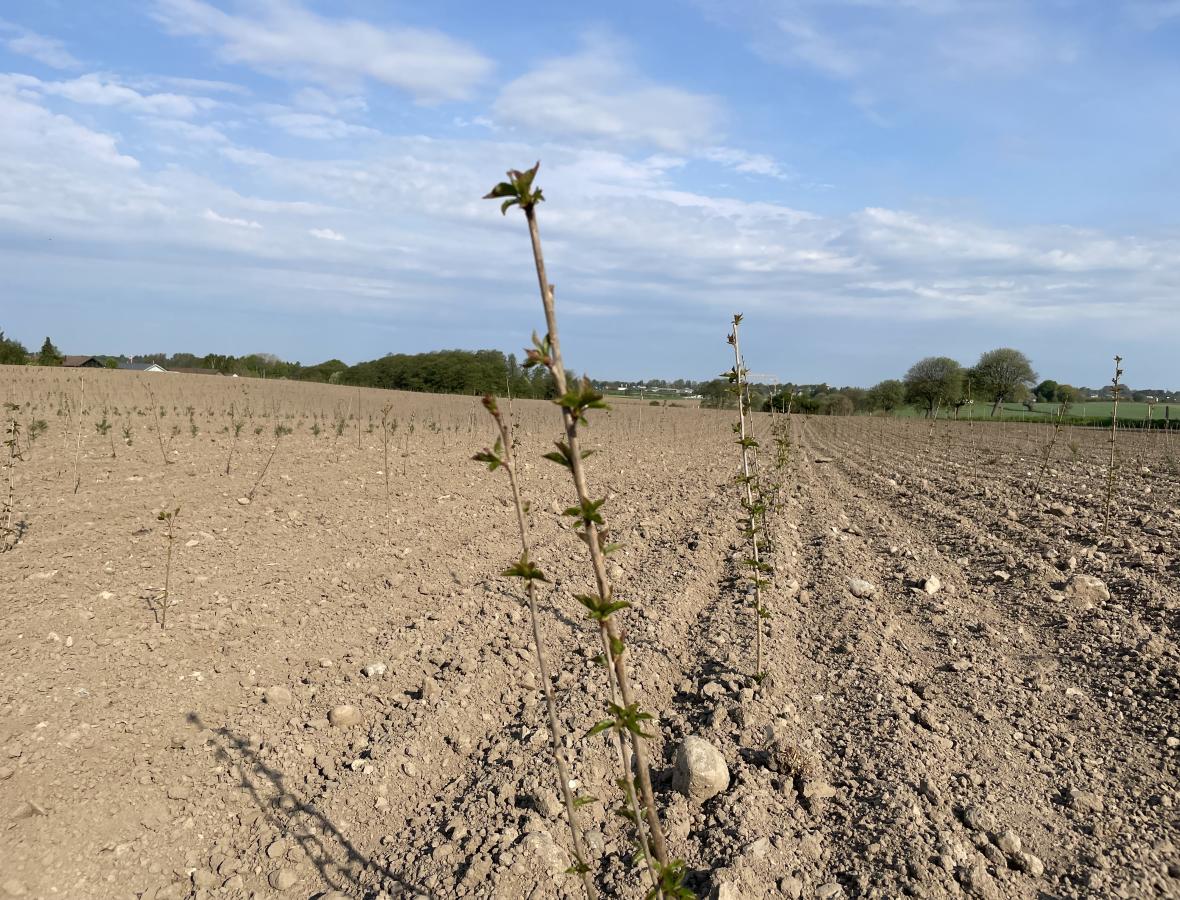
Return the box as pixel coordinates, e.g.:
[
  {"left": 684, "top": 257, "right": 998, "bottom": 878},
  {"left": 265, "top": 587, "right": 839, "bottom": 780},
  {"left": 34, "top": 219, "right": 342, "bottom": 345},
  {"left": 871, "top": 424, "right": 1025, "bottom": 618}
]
[{"left": 186, "top": 712, "right": 436, "bottom": 899}]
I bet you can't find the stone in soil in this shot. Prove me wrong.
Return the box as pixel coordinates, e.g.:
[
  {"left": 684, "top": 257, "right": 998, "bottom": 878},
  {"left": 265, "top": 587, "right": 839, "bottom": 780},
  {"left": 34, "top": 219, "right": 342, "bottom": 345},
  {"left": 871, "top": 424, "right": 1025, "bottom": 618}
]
[{"left": 672, "top": 736, "right": 730, "bottom": 804}]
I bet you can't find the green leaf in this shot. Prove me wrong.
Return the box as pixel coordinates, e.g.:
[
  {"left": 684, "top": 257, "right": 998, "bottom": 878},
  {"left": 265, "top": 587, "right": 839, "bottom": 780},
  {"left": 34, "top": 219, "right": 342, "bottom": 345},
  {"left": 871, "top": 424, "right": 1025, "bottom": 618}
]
[
  {"left": 614, "top": 804, "right": 638, "bottom": 825},
  {"left": 647, "top": 859, "right": 696, "bottom": 900},
  {"left": 502, "top": 554, "right": 547, "bottom": 582},
  {"left": 483, "top": 181, "right": 517, "bottom": 200},
  {"left": 473, "top": 437, "right": 504, "bottom": 471},
  {"left": 572, "top": 794, "right": 597, "bottom": 808},
  {"left": 562, "top": 496, "right": 607, "bottom": 527},
  {"left": 523, "top": 331, "right": 552, "bottom": 369},
  {"left": 575, "top": 593, "right": 631, "bottom": 622},
  {"left": 554, "top": 377, "right": 609, "bottom": 424},
  {"left": 542, "top": 441, "right": 579, "bottom": 469},
  {"left": 585, "top": 719, "right": 613, "bottom": 739}
]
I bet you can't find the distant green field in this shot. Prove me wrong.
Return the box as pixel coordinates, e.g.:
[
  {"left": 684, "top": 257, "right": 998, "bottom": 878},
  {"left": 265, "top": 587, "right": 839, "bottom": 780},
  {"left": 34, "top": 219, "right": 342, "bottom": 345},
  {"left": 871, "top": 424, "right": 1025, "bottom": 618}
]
[{"left": 889, "top": 400, "right": 1179, "bottom": 424}]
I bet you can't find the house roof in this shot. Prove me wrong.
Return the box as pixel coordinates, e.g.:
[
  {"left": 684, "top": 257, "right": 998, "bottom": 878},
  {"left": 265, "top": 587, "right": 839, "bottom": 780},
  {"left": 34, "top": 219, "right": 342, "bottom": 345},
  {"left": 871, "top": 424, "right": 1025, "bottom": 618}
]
[
  {"left": 118, "top": 362, "right": 167, "bottom": 372},
  {"left": 62, "top": 355, "right": 101, "bottom": 367}
]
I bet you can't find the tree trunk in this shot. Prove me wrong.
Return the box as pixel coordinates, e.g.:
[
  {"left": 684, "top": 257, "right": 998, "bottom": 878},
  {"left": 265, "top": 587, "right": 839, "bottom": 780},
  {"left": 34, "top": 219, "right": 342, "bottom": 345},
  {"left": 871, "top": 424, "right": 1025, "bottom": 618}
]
[{"left": 990, "top": 397, "right": 1002, "bottom": 417}]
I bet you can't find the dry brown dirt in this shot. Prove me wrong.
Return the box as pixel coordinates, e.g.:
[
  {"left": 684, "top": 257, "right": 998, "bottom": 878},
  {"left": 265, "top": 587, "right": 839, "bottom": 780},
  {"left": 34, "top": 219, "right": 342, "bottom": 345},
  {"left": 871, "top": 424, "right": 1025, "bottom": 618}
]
[{"left": 1, "top": 367, "right": 1177, "bottom": 900}]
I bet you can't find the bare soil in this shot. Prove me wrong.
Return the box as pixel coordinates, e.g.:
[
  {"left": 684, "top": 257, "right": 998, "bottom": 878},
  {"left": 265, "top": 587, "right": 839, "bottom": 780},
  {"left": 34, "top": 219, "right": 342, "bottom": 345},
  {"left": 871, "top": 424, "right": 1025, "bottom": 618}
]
[{"left": 1, "top": 368, "right": 1177, "bottom": 899}]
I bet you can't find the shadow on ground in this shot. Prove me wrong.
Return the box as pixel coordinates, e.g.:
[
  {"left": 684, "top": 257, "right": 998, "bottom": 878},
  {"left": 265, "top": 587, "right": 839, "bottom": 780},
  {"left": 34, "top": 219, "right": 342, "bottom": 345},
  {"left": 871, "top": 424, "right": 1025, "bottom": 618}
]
[{"left": 186, "top": 712, "right": 437, "bottom": 899}]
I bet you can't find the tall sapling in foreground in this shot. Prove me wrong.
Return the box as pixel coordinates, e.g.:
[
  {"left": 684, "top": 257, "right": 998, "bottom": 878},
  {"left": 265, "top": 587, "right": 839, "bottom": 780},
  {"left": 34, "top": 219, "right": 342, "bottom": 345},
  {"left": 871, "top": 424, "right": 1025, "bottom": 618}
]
[
  {"left": 724, "top": 315, "right": 769, "bottom": 679},
  {"left": 1103, "top": 355, "right": 1123, "bottom": 536},
  {"left": 485, "top": 163, "right": 688, "bottom": 898},
  {"left": 474, "top": 395, "right": 597, "bottom": 900},
  {"left": 157, "top": 506, "right": 180, "bottom": 629},
  {"left": 2, "top": 404, "right": 24, "bottom": 551}
]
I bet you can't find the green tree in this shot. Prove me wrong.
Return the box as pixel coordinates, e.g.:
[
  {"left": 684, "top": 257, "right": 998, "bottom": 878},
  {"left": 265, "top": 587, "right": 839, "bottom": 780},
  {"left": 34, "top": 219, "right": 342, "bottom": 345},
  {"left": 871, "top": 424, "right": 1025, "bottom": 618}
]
[
  {"left": 904, "top": 356, "right": 963, "bottom": 417},
  {"left": 866, "top": 379, "right": 904, "bottom": 412},
  {"left": 699, "top": 378, "right": 733, "bottom": 410},
  {"left": 103, "top": 358, "right": 119, "bottom": 369},
  {"left": 39, "top": 337, "right": 63, "bottom": 367},
  {"left": 0, "top": 331, "right": 29, "bottom": 365},
  {"left": 1035, "top": 379, "right": 1060, "bottom": 403},
  {"left": 970, "top": 348, "right": 1037, "bottom": 416}
]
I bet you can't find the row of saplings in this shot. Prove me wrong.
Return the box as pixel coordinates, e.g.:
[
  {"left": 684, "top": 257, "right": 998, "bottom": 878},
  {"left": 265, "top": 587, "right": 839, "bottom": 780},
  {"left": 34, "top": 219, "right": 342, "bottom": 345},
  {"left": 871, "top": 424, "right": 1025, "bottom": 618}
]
[{"left": 472, "top": 165, "right": 790, "bottom": 899}]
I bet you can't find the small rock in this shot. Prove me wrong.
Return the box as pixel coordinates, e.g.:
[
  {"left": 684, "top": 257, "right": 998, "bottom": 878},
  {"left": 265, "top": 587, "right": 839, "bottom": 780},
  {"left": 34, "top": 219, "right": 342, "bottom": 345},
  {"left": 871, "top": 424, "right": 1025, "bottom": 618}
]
[
  {"left": 9, "top": 801, "right": 45, "bottom": 820},
  {"left": 268, "top": 868, "right": 297, "bottom": 891},
  {"left": 1014, "top": 851, "right": 1044, "bottom": 877},
  {"left": 672, "top": 736, "right": 730, "bottom": 804},
  {"left": 716, "top": 883, "right": 745, "bottom": 900},
  {"left": 264, "top": 686, "right": 292, "bottom": 706},
  {"left": 362, "top": 662, "right": 387, "bottom": 679},
  {"left": 779, "top": 875, "right": 803, "bottom": 899},
  {"left": 815, "top": 883, "right": 845, "bottom": 899},
  {"left": 521, "top": 829, "right": 568, "bottom": 879},
  {"left": 959, "top": 859, "right": 1000, "bottom": 899},
  {"left": 961, "top": 804, "right": 998, "bottom": 834},
  {"left": 848, "top": 578, "right": 878, "bottom": 599},
  {"left": 1069, "top": 788, "right": 1104, "bottom": 813},
  {"left": 328, "top": 704, "right": 362, "bottom": 728},
  {"left": 420, "top": 676, "right": 440, "bottom": 703},
  {"left": 236, "top": 497, "right": 250, "bottom": 506},
  {"left": 802, "top": 780, "right": 837, "bottom": 800},
  {"left": 995, "top": 830, "right": 1021, "bottom": 855},
  {"left": 745, "top": 837, "right": 771, "bottom": 859},
  {"left": 1064, "top": 574, "right": 1109, "bottom": 610},
  {"left": 923, "top": 576, "right": 942, "bottom": 595}
]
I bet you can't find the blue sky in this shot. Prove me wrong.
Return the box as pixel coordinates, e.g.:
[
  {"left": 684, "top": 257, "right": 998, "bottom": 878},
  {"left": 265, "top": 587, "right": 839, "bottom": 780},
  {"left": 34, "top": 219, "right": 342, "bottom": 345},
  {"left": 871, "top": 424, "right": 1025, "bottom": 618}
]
[{"left": 1, "top": 1, "right": 1178, "bottom": 387}]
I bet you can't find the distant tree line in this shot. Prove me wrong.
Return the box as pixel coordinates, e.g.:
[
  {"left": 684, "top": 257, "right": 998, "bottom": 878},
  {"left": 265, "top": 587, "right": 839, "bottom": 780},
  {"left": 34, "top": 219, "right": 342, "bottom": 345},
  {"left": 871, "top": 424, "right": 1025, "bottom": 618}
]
[
  {"left": 342, "top": 349, "right": 567, "bottom": 398},
  {"left": 1, "top": 332, "right": 570, "bottom": 398}
]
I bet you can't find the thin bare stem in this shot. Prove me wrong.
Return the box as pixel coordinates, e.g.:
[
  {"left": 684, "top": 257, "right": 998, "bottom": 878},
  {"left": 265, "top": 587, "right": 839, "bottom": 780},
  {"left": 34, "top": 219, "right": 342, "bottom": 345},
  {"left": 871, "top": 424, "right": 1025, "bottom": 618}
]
[
  {"left": 71, "top": 375, "right": 84, "bottom": 494},
  {"left": 1103, "top": 355, "right": 1123, "bottom": 535},
  {"left": 523, "top": 203, "right": 670, "bottom": 870},
  {"left": 477, "top": 398, "right": 597, "bottom": 899},
  {"left": 729, "top": 317, "right": 764, "bottom": 678}
]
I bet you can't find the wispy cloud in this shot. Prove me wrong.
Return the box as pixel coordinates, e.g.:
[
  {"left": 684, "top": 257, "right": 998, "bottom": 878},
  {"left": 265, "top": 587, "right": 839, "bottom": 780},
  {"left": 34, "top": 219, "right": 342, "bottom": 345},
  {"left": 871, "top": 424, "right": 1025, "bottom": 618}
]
[
  {"left": 493, "top": 32, "right": 723, "bottom": 153},
  {"left": 266, "top": 111, "right": 377, "bottom": 140},
  {"left": 151, "top": 0, "right": 493, "bottom": 102},
  {"left": 0, "top": 20, "right": 80, "bottom": 69},
  {"left": 309, "top": 227, "right": 344, "bottom": 242},
  {"left": 203, "top": 208, "right": 261, "bottom": 229},
  {"left": 3, "top": 72, "right": 216, "bottom": 118}
]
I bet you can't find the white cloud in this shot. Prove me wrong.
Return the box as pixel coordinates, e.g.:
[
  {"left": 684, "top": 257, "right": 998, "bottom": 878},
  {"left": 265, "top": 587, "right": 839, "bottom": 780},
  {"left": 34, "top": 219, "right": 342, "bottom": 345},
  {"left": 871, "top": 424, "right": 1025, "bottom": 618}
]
[
  {"left": 203, "top": 208, "right": 261, "bottom": 229},
  {"left": 291, "top": 87, "right": 366, "bottom": 115},
  {"left": 0, "top": 21, "right": 80, "bottom": 69},
  {"left": 701, "top": 147, "right": 790, "bottom": 179},
  {"left": 493, "top": 34, "right": 724, "bottom": 152},
  {"left": 309, "top": 227, "right": 344, "bottom": 241},
  {"left": 5, "top": 72, "right": 216, "bottom": 118},
  {"left": 0, "top": 81, "right": 139, "bottom": 172},
  {"left": 266, "top": 111, "right": 377, "bottom": 140},
  {"left": 770, "top": 19, "right": 862, "bottom": 78},
  {"left": 152, "top": 0, "right": 492, "bottom": 102}
]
